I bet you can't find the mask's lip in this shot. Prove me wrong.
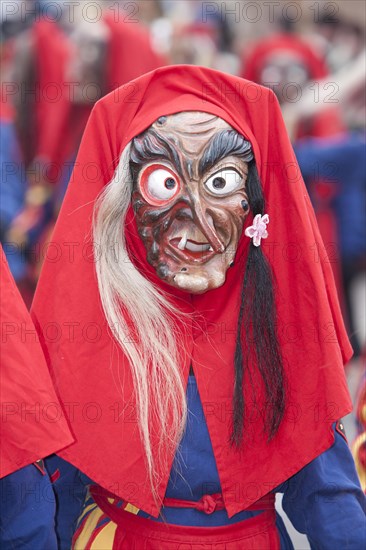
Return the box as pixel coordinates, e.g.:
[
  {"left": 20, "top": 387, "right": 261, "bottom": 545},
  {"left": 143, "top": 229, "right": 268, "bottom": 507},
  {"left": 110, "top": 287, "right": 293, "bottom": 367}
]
[
  {"left": 184, "top": 239, "right": 211, "bottom": 251},
  {"left": 167, "top": 238, "right": 217, "bottom": 263}
]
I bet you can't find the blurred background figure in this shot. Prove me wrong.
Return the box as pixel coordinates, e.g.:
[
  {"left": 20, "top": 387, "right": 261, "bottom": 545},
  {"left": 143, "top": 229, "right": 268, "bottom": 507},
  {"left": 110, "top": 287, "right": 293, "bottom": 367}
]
[
  {"left": 168, "top": 1, "right": 238, "bottom": 74},
  {"left": 1, "top": 0, "right": 165, "bottom": 301},
  {"left": 240, "top": 21, "right": 347, "bottom": 325},
  {"left": 1, "top": 1, "right": 30, "bottom": 299},
  {"left": 240, "top": 16, "right": 365, "bottom": 362},
  {"left": 240, "top": 26, "right": 344, "bottom": 138},
  {"left": 0, "top": 85, "right": 27, "bottom": 290},
  {"left": 295, "top": 133, "right": 366, "bottom": 357},
  {"left": 313, "top": 12, "right": 364, "bottom": 73}
]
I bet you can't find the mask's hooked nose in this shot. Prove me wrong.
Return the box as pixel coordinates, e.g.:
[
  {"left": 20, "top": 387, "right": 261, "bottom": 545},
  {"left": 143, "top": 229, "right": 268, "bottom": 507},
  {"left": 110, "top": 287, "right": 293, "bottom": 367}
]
[{"left": 191, "top": 199, "right": 225, "bottom": 253}]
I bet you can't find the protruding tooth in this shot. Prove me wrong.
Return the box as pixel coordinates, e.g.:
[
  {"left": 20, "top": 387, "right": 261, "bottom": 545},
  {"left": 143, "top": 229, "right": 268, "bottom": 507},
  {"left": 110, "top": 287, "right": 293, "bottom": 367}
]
[
  {"left": 209, "top": 246, "right": 213, "bottom": 252},
  {"left": 178, "top": 233, "right": 188, "bottom": 250}
]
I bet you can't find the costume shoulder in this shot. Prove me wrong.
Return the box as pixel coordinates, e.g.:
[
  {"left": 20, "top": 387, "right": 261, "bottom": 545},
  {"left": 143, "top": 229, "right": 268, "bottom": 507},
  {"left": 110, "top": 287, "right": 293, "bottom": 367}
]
[{"left": 0, "top": 246, "right": 73, "bottom": 478}]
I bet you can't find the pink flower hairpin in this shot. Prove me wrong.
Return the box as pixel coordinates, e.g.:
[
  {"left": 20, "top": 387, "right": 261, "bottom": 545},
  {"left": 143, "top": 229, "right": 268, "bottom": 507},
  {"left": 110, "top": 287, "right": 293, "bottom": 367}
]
[{"left": 245, "top": 214, "right": 269, "bottom": 247}]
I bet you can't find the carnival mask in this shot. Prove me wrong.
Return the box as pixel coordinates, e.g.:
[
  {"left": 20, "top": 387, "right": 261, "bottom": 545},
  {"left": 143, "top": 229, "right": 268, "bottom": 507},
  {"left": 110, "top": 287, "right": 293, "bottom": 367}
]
[
  {"left": 260, "top": 52, "right": 309, "bottom": 105},
  {"left": 130, "top": 112, "right": 253, "bottom": 293}
]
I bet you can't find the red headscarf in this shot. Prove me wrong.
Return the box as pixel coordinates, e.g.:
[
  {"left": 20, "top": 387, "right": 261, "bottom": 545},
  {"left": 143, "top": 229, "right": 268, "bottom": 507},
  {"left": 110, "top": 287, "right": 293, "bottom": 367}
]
[
  {"left": 0, "top": 246, "right": 73, "bottom": 478},
  {"left": 31, "top": 65, "right": 352, "bottom": 517},
  {"left": 241, "top": 33, "right": 344, "bottom": 138}
]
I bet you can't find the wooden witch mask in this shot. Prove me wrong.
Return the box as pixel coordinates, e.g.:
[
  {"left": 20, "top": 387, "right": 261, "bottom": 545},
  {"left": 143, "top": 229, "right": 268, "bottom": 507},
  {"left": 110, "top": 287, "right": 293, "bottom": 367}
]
[{"left": 130, "top": 111, "right": 253, "bottom": 293}]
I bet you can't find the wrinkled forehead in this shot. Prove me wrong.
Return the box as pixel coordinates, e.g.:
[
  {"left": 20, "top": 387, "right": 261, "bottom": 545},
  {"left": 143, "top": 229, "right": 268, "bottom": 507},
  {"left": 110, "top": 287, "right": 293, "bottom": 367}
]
[{"left": 150, "top": 111, "right": 234, "bottom": 154}]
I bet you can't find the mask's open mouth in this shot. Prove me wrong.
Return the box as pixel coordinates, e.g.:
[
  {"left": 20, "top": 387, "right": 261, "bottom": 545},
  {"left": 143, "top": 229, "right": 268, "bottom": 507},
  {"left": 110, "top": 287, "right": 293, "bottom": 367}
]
[{"left": 169, "top": 237, "right": 215, "bottom": 261}]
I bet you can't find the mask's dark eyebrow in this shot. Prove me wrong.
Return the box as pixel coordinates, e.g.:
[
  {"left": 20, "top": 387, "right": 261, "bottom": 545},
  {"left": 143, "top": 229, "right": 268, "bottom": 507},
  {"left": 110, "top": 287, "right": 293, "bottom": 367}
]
[
  {"left": 130, "top": 129, "right": 183, "bottom": 180},
  {"left": 199, "top": 130, "right": 253, "bottom": 177}
]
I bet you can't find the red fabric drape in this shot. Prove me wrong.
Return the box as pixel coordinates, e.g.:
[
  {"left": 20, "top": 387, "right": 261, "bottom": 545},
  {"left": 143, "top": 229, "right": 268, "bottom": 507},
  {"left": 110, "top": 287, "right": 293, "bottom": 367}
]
[
  {"left": 31, "top": 65, "right": 352, "bottom": 517},
  {"left": 0, "top": 246, "right": 73, "bottom": 478}
]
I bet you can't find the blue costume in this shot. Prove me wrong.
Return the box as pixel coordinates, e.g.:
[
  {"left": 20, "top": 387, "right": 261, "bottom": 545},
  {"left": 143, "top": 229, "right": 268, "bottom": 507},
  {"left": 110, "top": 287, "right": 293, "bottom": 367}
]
[
  {"left": 0, "top": 464, "right": 57, "bottom": 550},
  {"left": 295, "top": 133, "right": 366, "bottom": 265},
  {"left": 0, "top": 119, "right": 26, "bottom": 281},
  {"left": 295, "top": 133, "right": 366, "bottom": 356},
  {"left": 47, "top": 376, "right": 366, "bottom": 549}
]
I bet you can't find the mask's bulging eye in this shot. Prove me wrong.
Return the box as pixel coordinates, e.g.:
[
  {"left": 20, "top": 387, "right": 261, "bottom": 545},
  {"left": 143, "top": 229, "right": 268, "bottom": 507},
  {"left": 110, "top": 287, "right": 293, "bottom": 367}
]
[
  {"left": 205, "top": 169, "right": 244, "bottom": 196},
  {"left": 139, "top": 164, "right": 180, "bottom": 205}
]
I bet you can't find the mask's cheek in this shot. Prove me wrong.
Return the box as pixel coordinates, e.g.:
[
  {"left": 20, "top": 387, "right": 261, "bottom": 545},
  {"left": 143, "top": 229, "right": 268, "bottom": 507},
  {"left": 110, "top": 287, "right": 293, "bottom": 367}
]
[{"left": 209, "top": 199, "right": 248, "bottom": 247}]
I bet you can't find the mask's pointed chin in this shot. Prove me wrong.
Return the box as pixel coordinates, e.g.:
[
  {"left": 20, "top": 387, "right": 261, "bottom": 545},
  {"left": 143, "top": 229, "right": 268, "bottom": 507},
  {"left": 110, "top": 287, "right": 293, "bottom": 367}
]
[
  {"left": 172, "top": 270, "right": 226, "bottom": 294},
  {"left": 173, "top": 274, "right": 209, "bottom": 293}
]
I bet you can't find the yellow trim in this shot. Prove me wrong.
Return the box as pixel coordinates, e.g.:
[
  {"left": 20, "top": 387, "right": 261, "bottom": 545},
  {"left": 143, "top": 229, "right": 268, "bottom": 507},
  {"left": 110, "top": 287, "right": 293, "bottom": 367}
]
[
  {"left": 89, "top": 521, "right": 118, "bottom": 550},
  {"left": 124, "top": 503, "right": 140, "bottom": 515},
  {"left": 73, "top": 506, "right": 105, "bottom": 550},
  {"left": 352, "top": 432, "right": 366, "bottom": 492},
  {"left": 77, "top": 502, "right": 98, "bottom": 524}
]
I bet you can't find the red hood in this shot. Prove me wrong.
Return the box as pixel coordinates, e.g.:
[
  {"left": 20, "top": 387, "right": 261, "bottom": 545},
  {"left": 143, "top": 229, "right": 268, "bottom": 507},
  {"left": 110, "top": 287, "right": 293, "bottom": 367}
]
[{"left": 31, "top": 65, "right": 352, "bottom": 516}]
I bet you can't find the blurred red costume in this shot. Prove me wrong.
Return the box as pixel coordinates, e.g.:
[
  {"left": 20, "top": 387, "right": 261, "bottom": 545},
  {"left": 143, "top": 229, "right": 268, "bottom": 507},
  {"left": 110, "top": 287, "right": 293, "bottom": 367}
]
[
  {"left": 30, "top": 16, "right": 166, "bottom": 184},
  {"left": 241, "top": 33, "right": 346, "bottom": 307},
  {"left": 241, "top": 33, "right": 344, "bottom": 139}
]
